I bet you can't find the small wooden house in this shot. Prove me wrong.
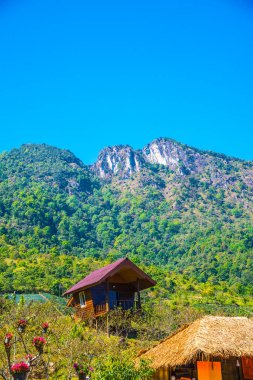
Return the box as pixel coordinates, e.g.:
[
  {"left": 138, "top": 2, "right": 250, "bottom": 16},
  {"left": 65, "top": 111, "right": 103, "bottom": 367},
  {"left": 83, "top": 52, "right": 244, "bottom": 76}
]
[
  {"left": 138, "top": 316, "right": 253, "bottom": 380},
  {"left": 64, "top": 257, "right": 156, "bottom": 320}
]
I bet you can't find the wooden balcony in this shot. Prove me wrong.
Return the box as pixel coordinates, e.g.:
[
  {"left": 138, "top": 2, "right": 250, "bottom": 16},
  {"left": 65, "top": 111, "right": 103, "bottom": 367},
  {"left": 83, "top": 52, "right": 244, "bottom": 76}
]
[
  {"left": 93, "top": 300, "right": 138, "bottom": 317},
  {"left": 110, "top": 299, "right": 137, "bottom": 310},
  {"left": 94, "top": 303, "right": 107, "bottom": 316}
]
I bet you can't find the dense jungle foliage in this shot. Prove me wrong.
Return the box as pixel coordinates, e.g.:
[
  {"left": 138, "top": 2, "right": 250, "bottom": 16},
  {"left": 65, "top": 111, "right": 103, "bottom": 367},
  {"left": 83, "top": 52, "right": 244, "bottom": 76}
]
[{"left": 0, "top": 143, "right": 252, "bottom": 312}]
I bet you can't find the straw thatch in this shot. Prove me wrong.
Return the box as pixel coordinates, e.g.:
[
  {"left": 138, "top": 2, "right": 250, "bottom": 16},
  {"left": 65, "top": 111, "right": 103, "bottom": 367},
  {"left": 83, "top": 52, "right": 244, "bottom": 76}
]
[{"left": 138, "top": 316, "right": 253, "bottom": 369}]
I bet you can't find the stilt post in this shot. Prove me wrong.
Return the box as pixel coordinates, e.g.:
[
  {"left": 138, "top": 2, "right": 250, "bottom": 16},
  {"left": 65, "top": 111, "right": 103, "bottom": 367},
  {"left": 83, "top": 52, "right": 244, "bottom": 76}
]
[
  {"left": 106, "top": 279, "right": 110, "bottom": 336},
  {"left": 137, "top": 278, "right": 141, "bottom": 311}
]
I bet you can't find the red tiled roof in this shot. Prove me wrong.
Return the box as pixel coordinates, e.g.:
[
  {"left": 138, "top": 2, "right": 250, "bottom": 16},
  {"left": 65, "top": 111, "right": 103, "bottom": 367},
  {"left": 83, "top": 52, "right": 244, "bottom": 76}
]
[{"left": 64, "top": 257, "right": 156, "bottom": 295}]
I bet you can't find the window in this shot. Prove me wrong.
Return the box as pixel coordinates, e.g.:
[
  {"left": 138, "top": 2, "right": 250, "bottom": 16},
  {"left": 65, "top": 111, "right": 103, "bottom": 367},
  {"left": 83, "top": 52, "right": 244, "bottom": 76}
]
[{"left": 79, "top": 291, "right": 86, "bottom": 307}]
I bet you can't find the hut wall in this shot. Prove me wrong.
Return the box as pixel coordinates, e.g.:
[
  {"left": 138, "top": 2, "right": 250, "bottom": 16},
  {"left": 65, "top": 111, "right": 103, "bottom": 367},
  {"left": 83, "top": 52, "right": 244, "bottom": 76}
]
[
  {"left": 173, "top": 365, "right": 196, "bottom": 379},
  {"left": 220, "top": 358, "right": 243, "bottom": 380},
  {"left": 152, "top": 359, "right": 244, "bottom": 380},
  {"left": 153, "top": 367, "right": 170, "bottom": 380},
  {"left": 90, "top": 283, "right": 106, "bottom": 306},
  {"left": 242, "top": 357, "right": 253, "bottom": 379},
  {"left": 74, "top": 289, "right": 94, "bottom": 319}
]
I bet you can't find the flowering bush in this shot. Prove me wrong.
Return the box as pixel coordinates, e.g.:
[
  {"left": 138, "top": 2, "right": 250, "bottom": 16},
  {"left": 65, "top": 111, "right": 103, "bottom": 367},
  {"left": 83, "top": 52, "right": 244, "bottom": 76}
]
[
  {"left": 33, "top": 336, "right": 46, "bottom": 353},
  {"left": 5, "top": 333, "right": 13, "bottom": 339},
  {"left": 74, "top": 362, "right": 94, "bottom": 379},
  {"left": 42, "top": 322, "right": 49, "bottom": 332},
  {"left": 17, "top": 320, "right": 27, "bottom": 332},
  {"left": 11, "top": 362, "right": 29, "bottom": 374},
  {"left": 4, "top": 332, "right": 13, "bottom": 347},
  {"left": 25, "top": 354, "right": 34, "bottom": 361},
  {"left": 17, "top": 320, "right": 27, "bottom": 327}
]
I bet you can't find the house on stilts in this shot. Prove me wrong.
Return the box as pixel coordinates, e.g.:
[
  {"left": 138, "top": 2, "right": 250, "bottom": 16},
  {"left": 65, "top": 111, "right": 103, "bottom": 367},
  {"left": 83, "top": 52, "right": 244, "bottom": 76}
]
[
  {"left": 64, "top": 257, "right": 156, "bottom": 320},
  {"left": 137, "top": 316, "right": 253, "bottom": 380}
]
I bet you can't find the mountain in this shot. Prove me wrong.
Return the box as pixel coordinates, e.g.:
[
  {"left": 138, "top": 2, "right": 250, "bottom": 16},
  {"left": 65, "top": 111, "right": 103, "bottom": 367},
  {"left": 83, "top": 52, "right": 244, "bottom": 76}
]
[
  {"left": 91, "top": 145, "right": 145, "bottom": 179},
  {"left": 0, "top": 139, "right": 252, "bottom": 309},
  {"left": 92, "top": 137, "right": 253, "bottom": 187},
  {"left": 91, "top": 137, "right": 253, "bottom": 213},
  {"left": 0, "top": 143, "right": 95, "bottom": 194}
]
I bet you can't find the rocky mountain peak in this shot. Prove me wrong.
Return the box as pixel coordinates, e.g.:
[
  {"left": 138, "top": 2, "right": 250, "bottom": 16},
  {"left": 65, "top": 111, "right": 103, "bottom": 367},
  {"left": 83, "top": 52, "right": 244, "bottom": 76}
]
[
  {"left": 91, "top": 145, "right": 145, "bottom": 179},
  {"left": 92, "top": 138, "right": 199, "bottom": 179},
  {"left": 142, "top": 138, "right": 191, "bottom": 174},
  {"left": 91, "top": 137, "right": 250, "bottom": 181}
]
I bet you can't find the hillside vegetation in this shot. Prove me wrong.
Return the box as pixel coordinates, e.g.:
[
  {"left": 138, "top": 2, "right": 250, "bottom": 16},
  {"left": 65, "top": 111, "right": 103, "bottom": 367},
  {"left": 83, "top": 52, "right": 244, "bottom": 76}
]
[
  {"left": 0, "top": 298, "right": 155, "bottom": 379},
  {"left": 0, "top": 141, "right": 252, "bottom": 312}
]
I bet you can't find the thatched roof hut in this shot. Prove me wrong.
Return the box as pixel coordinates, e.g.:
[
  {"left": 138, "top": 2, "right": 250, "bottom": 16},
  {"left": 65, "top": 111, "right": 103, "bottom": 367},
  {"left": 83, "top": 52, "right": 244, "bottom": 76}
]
[{"left": 138, "top": 316, "right": 253, "bottom": 380}]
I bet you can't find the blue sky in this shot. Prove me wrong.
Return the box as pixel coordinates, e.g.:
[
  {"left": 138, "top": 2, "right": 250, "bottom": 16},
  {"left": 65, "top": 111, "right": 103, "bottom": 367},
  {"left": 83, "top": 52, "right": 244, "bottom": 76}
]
[{"left": 0, "top": 0, "right": 253, "bottom": 164}]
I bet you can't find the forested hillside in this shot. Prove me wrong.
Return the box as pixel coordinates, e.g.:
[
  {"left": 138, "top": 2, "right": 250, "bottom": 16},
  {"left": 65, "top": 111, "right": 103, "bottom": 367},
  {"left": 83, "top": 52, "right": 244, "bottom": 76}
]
[{"left": 0, "top": 140, "right": 252, "bottom": 311}]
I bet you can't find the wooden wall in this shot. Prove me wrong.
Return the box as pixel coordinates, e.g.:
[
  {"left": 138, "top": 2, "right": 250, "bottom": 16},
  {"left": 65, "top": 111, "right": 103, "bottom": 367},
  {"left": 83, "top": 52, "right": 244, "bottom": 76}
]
[
  {"left": 221, "top": 357, "right": 243, "bottom": 380},
  {"left": 74, "top": 289, "right": 95, "bottom": 320}
]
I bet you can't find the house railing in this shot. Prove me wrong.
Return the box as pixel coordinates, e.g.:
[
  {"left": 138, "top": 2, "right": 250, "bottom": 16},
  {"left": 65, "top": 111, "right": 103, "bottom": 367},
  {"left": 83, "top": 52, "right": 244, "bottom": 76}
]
[
  {"left": 94, "top": 300, "right": 138, "bottom": 316},
  {"left": 111, "top": 299, "right": 137, "bottom": 310},
  {"left": 94, "top": 303, "right": 107, "bottom": 315}
]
